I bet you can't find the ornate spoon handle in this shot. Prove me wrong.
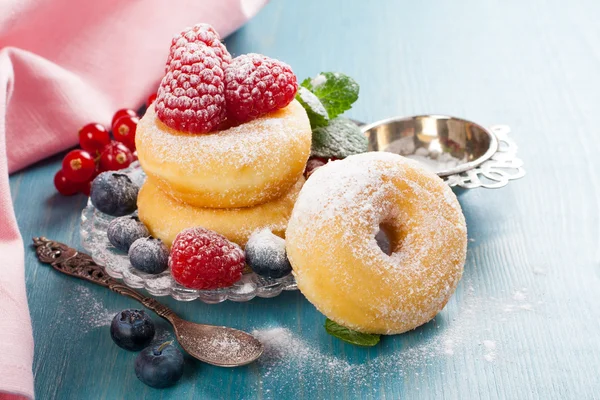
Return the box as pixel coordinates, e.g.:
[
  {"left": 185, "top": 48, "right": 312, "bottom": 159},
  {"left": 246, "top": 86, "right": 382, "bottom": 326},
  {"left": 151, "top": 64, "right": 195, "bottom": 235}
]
[{"left": 32, "top": 237, "right": 176, "bottom": 322}]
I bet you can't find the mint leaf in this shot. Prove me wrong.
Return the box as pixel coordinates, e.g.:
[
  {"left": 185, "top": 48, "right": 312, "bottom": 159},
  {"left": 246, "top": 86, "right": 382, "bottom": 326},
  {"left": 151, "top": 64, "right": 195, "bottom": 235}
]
[
  {"left": 311, "top": 117, "right": 368, "bottom": 159},
  {"left": 324, "top": 319, "right": 380, "bottom": 347},
  {"left": 301, "top": 72, "right": 359, "bottom": 120},
  {"left": 295, "top": 87, "right": 329, "bottom": 128}
]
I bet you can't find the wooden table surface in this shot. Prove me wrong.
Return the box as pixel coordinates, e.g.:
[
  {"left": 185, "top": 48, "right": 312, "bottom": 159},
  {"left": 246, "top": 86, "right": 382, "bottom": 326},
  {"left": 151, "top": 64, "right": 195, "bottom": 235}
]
[{"left": 10, "top": 0, "right": 600, "bottom": 399}]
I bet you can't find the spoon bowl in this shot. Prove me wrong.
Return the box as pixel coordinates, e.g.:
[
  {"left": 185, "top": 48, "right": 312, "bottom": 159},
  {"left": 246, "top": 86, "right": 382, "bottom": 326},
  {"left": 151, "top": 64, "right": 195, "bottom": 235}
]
[{"left": 171, "top": 316, "right": 263, "bottom": 367}]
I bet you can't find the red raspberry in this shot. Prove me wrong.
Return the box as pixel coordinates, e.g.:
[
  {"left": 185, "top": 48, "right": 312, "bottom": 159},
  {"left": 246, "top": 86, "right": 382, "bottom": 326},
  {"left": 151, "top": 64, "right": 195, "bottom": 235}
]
[
  {"left": 156, "top": 44, "right": 226, "bottom": 133},
  {"left": 166, "top": 23, "right": 231, "bottom": 70},
  {"left": 224, "top": 54, "right": 298, "bottom": 122},
  {"left": 169, "top": 227, "right": 245, "bottom": 290}
]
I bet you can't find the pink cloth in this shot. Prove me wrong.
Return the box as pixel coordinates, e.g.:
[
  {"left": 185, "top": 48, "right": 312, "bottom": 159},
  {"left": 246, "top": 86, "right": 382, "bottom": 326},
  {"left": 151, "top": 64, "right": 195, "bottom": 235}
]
[{"left": 0, "top": 0, "right": 267, "bottom": 398}]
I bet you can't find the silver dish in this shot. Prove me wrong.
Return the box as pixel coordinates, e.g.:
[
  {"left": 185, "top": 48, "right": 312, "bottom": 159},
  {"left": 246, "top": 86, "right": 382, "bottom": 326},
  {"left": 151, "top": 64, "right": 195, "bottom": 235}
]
[
  {"left": 80, "top": 162, "right": 297, "bottom": 303},
  {"left": 361, "top": 115, "right": 525, "bottom": 189}
]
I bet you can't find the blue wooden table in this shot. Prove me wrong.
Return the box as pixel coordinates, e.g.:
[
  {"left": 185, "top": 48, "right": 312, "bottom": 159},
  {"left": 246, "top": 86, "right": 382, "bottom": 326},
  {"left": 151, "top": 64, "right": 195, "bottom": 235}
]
[{"left": 10, "top": 0, "right": 600, "bottom": 398}]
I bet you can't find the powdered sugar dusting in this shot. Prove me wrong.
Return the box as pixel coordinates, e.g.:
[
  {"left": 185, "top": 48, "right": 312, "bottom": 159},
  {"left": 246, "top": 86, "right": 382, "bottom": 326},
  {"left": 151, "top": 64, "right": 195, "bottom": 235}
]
[
  {"left": 482, "top": 340, "right": 497, "bottom": 362},
  {"left": 310, "top": 74, "right": 327, "bottom": 88},
  {"left": 251, "top": 285, "right": 540, "bottom": 397},
  {"left": 59, "top": 285, "right": 118, "bottom": 333},
  {"left": 137, "top": 99, "right": 311, "bottom": 206},
  {"left": 286, "top": 152, "right": 467, "bottom": 334}
]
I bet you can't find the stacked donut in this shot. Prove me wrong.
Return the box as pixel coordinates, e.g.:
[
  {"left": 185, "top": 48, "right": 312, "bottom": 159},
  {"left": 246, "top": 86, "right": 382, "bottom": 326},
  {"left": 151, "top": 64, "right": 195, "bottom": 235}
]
[
  {"left": 135, "top": 25, "right": 311, "bottom": 248},
  {"left": 136, "top": 100, "right": 311, "bottom": 247}
]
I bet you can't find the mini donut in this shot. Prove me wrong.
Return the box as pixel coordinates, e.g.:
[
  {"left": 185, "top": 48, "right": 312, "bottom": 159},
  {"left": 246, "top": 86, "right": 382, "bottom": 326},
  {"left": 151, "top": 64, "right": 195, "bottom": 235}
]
[
  {"left": 285, "top": 152, "right": 467, "bottom": 335},
  {"left": 138, "top": 176, "right": 305, "bottom": 248},
  {"left": 136, "top": 100, "right": 311, "bottom": 208}
]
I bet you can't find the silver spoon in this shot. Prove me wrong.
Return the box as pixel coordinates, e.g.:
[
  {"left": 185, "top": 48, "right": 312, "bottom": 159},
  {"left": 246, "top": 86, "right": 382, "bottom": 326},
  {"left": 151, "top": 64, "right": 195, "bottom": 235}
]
[{"left": 33, "top": 237, "right": 263, "bottom": 367}]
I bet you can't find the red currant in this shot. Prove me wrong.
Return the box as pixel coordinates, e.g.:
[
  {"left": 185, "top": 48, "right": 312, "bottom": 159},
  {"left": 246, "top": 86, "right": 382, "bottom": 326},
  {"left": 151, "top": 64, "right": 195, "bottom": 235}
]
[
  {"left": 54, "top": 170, "right": 78, "bottom": 196},
  {"left": 62, "top": 149, "right": 96, "bottom": 183},
  {"left": 147, "top": 93, "right": 157, "bottom": 106},
  {"left": 78, "top": 123, "right": 110, "bottom": 155},
  {"left": 99, "top": 141, "right": 134, "bottom": 171},
  {"left": 111, "top": 109, "right": 137, "bottom": 127},
  {"left": 112, "top": 115, "right": 139, "bottom": 151},
  {"left": 77, "top": 180, "right": 92, "bottom": 196}
]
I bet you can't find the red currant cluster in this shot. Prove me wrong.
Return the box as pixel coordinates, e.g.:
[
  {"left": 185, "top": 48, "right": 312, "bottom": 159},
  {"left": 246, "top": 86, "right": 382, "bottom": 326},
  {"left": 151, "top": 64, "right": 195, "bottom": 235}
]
[{"left": 54, "top": 95, "right": 156, "bottom": 196}]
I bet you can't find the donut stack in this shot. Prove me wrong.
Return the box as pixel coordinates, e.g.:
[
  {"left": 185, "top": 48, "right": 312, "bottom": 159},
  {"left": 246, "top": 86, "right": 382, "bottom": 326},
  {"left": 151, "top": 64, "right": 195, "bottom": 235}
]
[
  {"left": 135, "top": 99, "right": 312, "bottom": 248},
  {"left": 133, "top": 24, "right": 311, "bottom": 247}
]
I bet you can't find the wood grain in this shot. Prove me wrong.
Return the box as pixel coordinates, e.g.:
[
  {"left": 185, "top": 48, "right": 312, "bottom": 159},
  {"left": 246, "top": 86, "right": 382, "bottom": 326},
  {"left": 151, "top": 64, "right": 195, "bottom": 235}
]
[{"left": 10, "top": 0, "right": 600, "bottom": 398}]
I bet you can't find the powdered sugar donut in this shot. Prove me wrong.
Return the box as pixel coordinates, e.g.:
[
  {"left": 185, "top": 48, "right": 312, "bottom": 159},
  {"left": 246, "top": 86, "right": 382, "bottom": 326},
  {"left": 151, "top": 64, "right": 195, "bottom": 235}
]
[
  {"left": 285, "top": 152, "right": 467, "bottom": 335},
  {"left": 138, "top": 176, "right": 305, "bottom": 248},
  {"left": 136, "top": 100, "right": 311, "bottom": 208}
]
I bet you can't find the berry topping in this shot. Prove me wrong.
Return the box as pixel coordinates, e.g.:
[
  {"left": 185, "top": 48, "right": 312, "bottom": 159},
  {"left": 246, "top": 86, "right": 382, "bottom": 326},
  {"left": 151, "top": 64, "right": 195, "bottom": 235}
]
[
  {"left": 169, "top": 227, "right": 245, "bottom": 289},
  {"left": 156, "top": 44, "right": 226, "bottom": 134},
  {"left": 166, "top": 23, "right": 231, "bottom": 70},
  {"left": 107, "top": 216, "right": 150, "bottom": 252},
  {"left": 129, "top": 237, "right": 169, "bottom": 275},
  {"left": 245, "top": 228, "right": 292, "bottom": 279},
  {"left": 90, "top": 172, "right": 139, "bottom": 216},
  {"left": 53, "top": 170, "right": 78, "bottom": 196},
  {"left": 110, "top": 309, "right": 155, "bottom": 351},
  {"left": 99, "top": 141, "right": 134, "bottom": 172},
  {"left": 224, "top": 53, "right": 298, "bottom": 122},
  {"left": 135, "top": 342, "right": 184, "bottom": 388},
  {"left": 62, "top": 149, "right": 96, "bottom": 183},
  {"left": 111, "top": 109, "right": 137, "bottom": 127},
  {"left": 112, "top": 115, "right": 139, "bottom": 151},
  {"left": 78, "top": 123, "right": 110, "bottom": 155}
]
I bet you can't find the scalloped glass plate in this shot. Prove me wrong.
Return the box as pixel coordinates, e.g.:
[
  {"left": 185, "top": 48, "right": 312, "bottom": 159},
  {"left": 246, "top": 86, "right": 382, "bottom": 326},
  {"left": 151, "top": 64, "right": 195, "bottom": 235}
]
[{"left": 79, "top": 162, "right": 298, "bottom": 303}]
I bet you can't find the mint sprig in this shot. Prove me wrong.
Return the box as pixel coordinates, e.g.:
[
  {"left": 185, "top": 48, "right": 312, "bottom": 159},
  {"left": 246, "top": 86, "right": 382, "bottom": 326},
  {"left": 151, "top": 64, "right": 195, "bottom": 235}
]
[
  {"left": 295, "top": 87, "right": 329, "bottom": 129},
  {"left": 311, "top": 117, "right": 368, "bottom": 159},
  {"left": 301, "top": 72, "right": 359, "bottom": 120},
  {"left": 325, "top": 319, "right": 380, "bottom": 347}
]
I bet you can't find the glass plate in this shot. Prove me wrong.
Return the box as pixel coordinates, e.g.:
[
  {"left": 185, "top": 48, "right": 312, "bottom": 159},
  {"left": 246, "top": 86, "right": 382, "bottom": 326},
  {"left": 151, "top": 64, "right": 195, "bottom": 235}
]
[{"left": 79, "top": 162, "right": 298, "bottom": 303}]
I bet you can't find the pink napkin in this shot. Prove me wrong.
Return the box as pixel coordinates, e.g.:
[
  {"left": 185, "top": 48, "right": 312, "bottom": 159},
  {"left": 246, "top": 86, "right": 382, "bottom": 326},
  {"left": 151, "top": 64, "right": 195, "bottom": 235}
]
[{"left": 0, "top": 0, "right": 267, "bottom": 398}]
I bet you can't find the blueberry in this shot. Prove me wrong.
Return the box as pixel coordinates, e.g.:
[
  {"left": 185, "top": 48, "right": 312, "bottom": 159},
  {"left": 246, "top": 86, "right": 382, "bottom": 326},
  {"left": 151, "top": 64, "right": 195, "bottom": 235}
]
[
  {"left": 245, "top": 228, "right": 292, "bottom": 279},
  {"left": 110, "top": 309, "right": 155, "bottom": 351},
  {"left": 90, "top": 172, "right": 138, "bottom": 217},
  {"left": 135, "top": 342, "right": 184, "bottom": 388},
  {"left": 129, "top": 237, "right": 169, "bottom": 274},
  {"left": 107, "top": 216, "right": 149, "bottom": 252}
]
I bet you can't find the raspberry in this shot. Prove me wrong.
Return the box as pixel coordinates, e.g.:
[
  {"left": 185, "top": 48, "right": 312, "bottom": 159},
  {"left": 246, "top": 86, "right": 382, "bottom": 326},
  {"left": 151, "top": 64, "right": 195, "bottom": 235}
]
[
  {"left": 166, "top": 23, "right": 231, "bottom": 71},
  {"left": 224, "top": 54, "right": 298, "bottom": 122},
  {"left": 156, "top": 44, "right": 226, "bottom": 133},
  {"left": 169, "top": 227, "right": 245, "bottom": 290}
]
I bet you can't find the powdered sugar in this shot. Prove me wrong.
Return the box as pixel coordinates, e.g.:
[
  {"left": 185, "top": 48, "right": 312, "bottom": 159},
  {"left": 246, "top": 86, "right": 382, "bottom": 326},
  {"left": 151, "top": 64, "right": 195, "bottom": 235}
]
[
  {"left": 286, "top": 152, "right": 467, "bottom": 334},
  {"left": 383, "top": 136, "right": 464, "bottom": 173},
  {"left": 251, "top": 284, "right": 540, "bottom": 397},
  {"left": 405, "top": 153, "right": 462, "bottom": 173},
  {"left": 59, "top": 285, "right": 118, "bottom": 333},
  {"left": 482, "top": 340, "right": 497, "bottom": 362},
  {"left": 310, "top": 74, "right": 327, "bottom": 88},
  {"left": 247, "top": 228, "right": 286, "bottom": 252},
  {"left": 137, "top": 99, "right": 311, "bottom": 206}
]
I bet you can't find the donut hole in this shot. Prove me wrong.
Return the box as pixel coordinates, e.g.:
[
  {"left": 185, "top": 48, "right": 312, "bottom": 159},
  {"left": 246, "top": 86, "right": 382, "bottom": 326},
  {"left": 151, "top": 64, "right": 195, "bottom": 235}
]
[
  {"left": 375, "top": 228, "right": 391, "bottom": 255},
  {"left": 375, "top": 222, "right": 404, "bottom": 256}
]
